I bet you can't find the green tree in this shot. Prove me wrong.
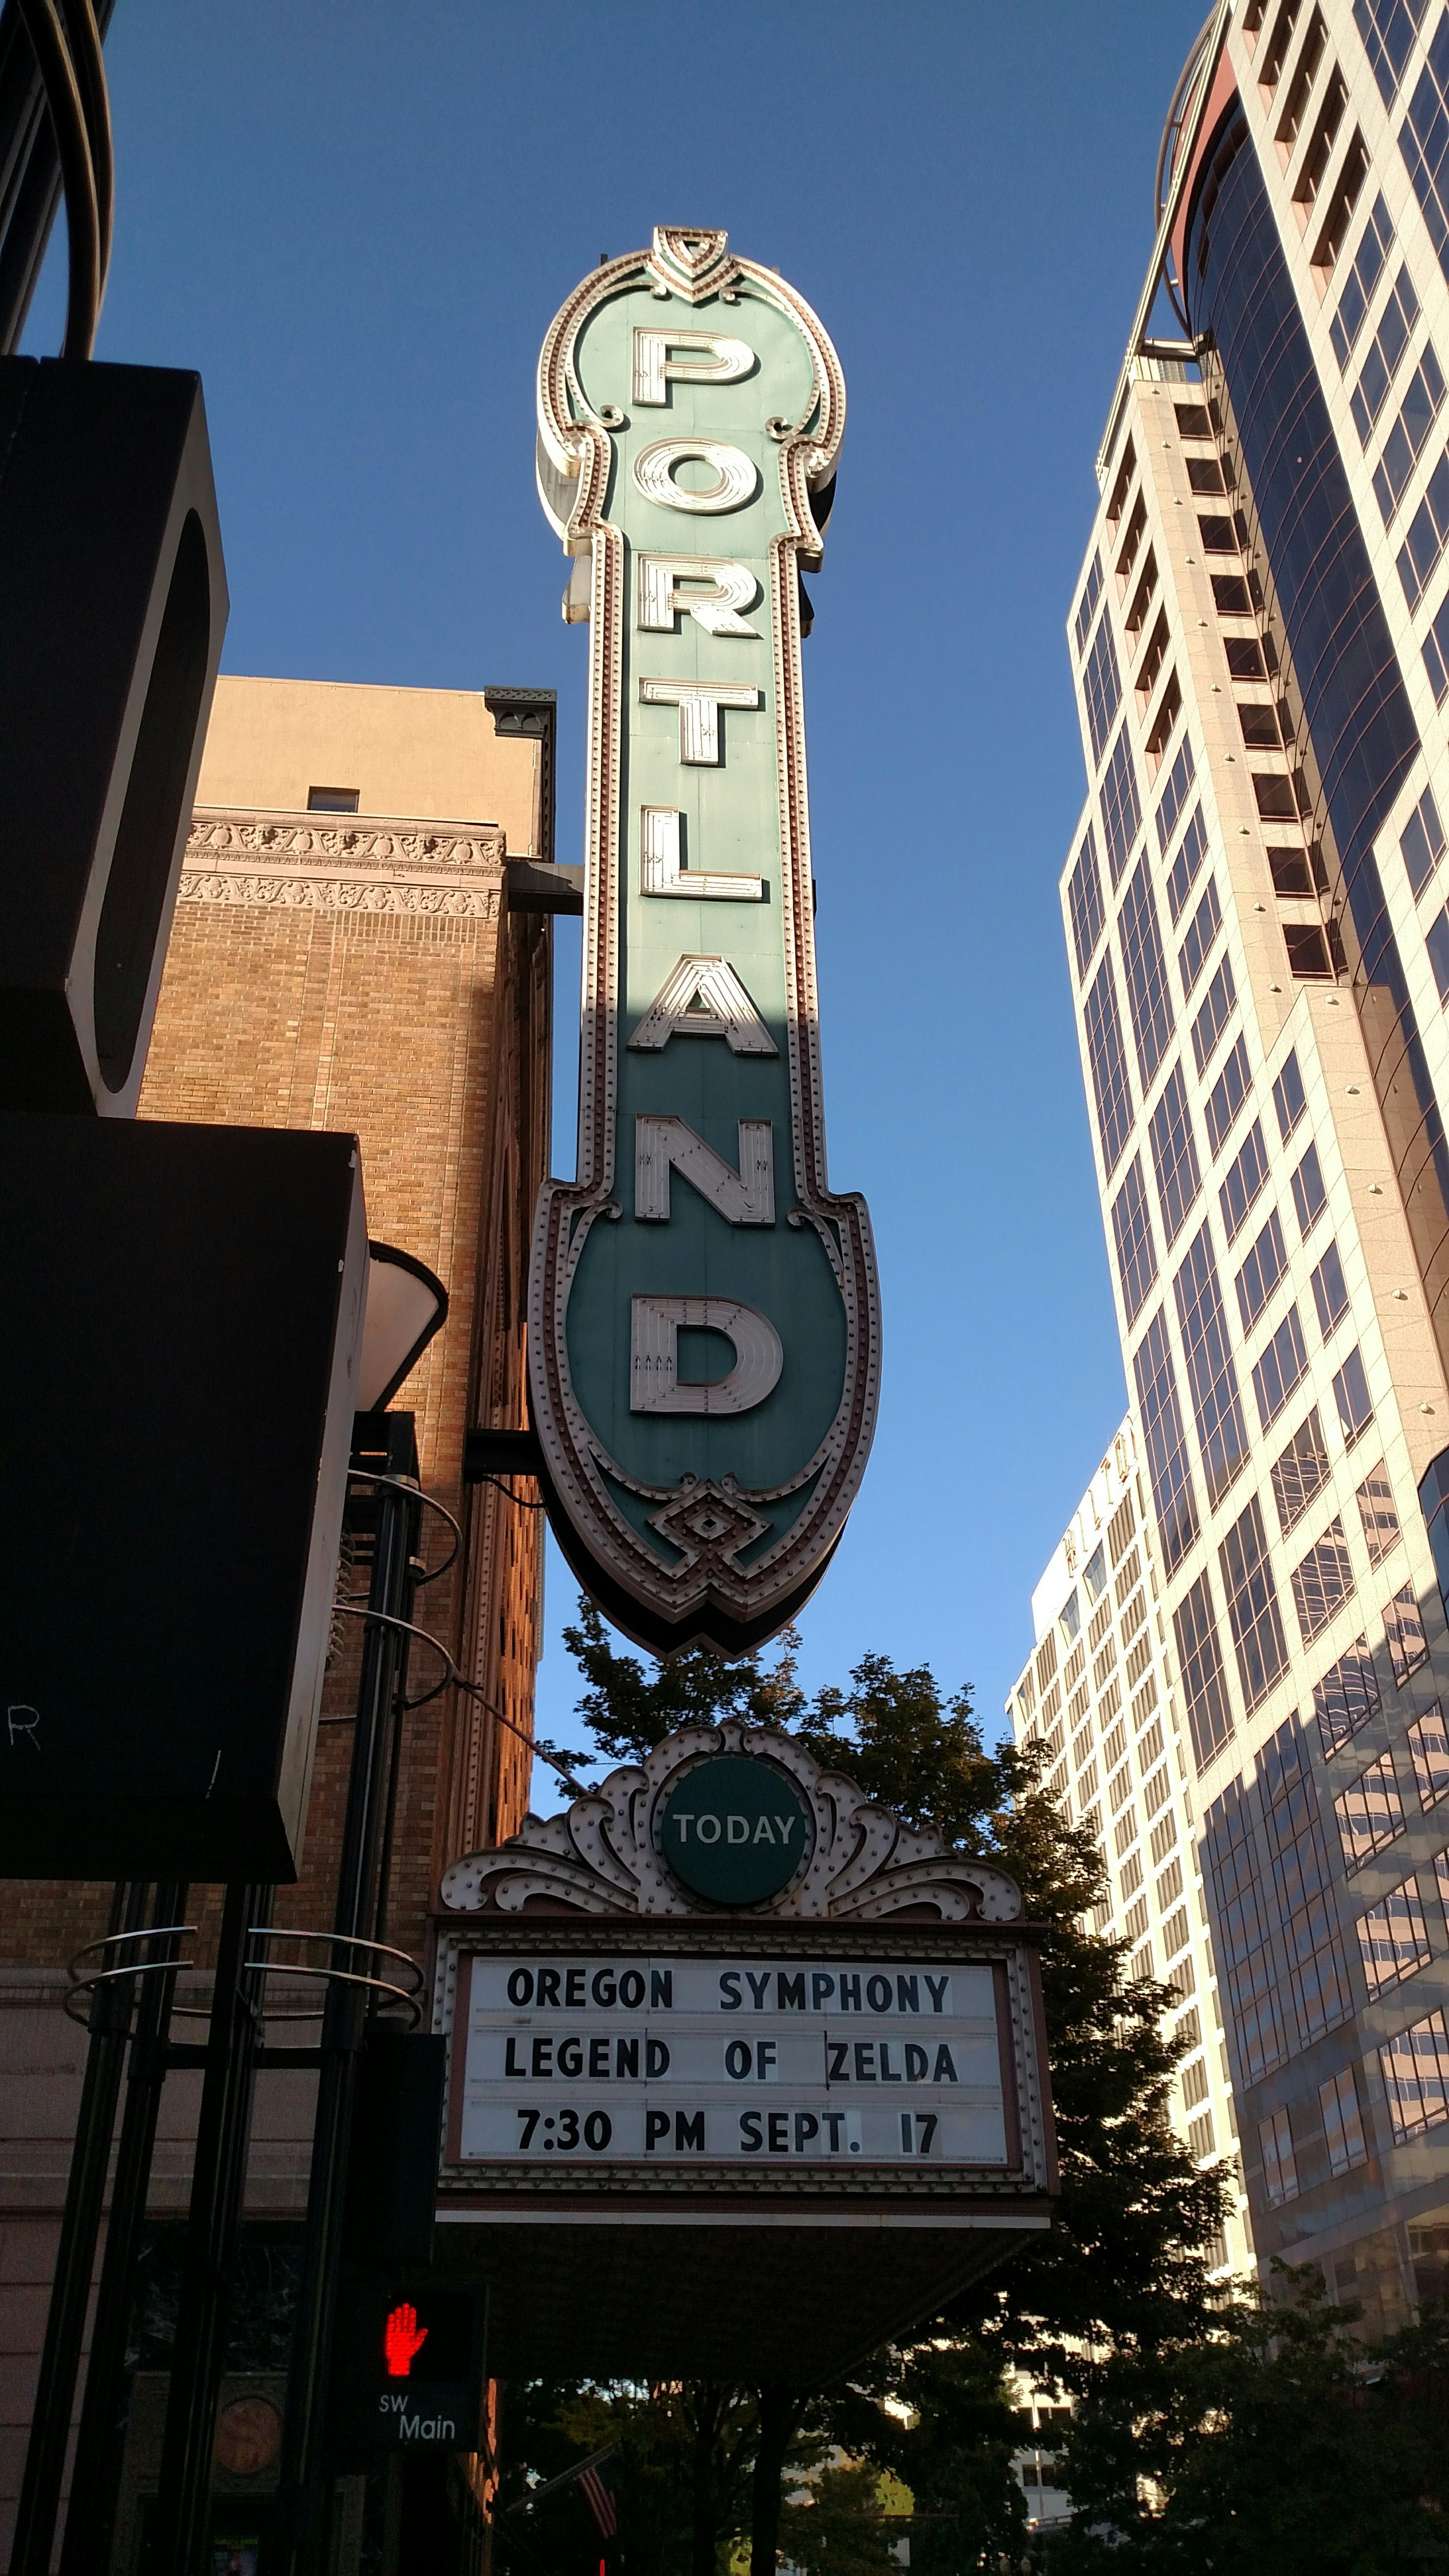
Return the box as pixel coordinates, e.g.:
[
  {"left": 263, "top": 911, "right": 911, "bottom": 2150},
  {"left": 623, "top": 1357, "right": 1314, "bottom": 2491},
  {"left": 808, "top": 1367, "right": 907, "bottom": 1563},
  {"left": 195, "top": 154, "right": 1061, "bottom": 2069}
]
[{"left": 1051, "top": 2268, "right": 1449, "bottom": 2571}]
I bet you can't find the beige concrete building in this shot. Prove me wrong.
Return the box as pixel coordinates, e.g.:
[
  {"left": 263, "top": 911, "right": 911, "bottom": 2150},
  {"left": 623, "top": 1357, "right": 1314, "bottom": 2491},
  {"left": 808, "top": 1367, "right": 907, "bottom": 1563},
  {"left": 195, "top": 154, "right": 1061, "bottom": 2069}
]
[
  {"left": 0, "top": 675, "right": 555, "bottom": 2568},
  {"left": 1039, "top": 0, "right": 1449, "bottom": 2334},
  {"left": 1008, "top": 1424, "right": 1256, "bottom": 2284}
]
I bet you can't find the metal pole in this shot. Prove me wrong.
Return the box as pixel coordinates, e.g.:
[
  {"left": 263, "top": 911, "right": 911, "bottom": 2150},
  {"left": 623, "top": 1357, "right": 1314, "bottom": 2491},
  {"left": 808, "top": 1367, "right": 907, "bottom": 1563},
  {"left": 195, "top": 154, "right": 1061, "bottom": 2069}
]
[
  {"left": 59, "top": 1881, "right": 188, "bottom": 2576},
  {"left": 150, "top": 1878, "right": 273, "bottom": 2576},
  {"left": 273, "top": 1411, "right": 420, "bottom": 2576},
  {"left": 10, "top": 1878, "right": 147, "bottom": 2576}
]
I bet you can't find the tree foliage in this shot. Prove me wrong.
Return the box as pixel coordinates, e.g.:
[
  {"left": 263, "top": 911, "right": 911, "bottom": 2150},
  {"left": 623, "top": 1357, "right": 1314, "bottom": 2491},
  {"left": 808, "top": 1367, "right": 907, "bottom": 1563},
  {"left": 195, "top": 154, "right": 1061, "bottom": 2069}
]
[{"left": 1051, "top": 2269, "right": 1449, "bottom": 2572}]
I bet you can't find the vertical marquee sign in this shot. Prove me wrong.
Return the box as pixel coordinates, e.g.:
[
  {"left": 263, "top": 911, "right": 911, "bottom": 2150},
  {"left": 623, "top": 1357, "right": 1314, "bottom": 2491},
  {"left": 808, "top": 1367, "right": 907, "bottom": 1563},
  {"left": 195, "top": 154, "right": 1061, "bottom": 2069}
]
[{"left": 533, "top": 226, "right": 881, "bottom": 1652}]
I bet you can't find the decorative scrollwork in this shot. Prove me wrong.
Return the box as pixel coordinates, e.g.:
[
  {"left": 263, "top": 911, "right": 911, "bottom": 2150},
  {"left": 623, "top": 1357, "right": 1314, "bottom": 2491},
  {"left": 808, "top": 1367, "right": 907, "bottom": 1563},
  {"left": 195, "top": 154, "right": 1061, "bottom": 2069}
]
[{"left": 439, "top": 1722, "right": 1022, "bottom": 1926}]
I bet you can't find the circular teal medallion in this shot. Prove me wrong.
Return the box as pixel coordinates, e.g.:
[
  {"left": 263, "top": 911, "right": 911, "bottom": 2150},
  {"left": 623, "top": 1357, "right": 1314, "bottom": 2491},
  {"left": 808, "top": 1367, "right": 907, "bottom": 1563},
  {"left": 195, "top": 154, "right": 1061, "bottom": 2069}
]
[{"left": 657, "top": 1756, "right": 814, "bottom": 1905}]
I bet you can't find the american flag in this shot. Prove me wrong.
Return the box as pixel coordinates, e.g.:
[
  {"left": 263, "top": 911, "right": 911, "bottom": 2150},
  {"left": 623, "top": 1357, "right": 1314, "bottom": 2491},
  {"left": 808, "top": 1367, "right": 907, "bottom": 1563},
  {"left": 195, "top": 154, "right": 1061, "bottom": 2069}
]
[{"left": 579, "top": 2464, "right": 617, "bottom": 2539}]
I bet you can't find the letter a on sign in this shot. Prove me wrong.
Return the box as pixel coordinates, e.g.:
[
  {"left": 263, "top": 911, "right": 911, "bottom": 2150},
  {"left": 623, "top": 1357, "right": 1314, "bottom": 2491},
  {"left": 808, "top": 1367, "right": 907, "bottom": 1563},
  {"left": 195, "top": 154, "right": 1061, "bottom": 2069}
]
[{"left": 531, "top": 225, "right": 881, "bottom": 1652}]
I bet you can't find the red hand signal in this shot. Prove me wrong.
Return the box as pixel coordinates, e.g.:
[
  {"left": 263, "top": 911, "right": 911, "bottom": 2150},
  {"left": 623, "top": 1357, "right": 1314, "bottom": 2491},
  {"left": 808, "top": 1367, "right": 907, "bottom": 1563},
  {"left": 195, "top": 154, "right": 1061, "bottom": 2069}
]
[{"left": 383, "top": 2302, "right": 429, "bottom": 2378}]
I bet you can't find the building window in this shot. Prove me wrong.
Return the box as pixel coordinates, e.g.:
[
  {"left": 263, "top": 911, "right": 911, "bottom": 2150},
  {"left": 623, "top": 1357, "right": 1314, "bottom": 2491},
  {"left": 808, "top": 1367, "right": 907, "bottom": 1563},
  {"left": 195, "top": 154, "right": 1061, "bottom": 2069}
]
[
  {"left": 1355, "top": 1463, "right": 1403, "bottom": 1564},
  {"left": 1401, "top": 12, "right": 1449, "bottom": 276},
  {"left": 1120, "top": 859, "right": 1176, "bottom": 1086},
  {"left": 1239, "top": 699, "right": 1288, "bottom": 751},
  {"left": 1334, "top": 1751, "right": 1405, "bottom": 1867},
  {"left": 1273, "top": 1047, "right": 1309, "bottom": 1142},
  {"left": 1357, "top": 1875, "right": 1433, "bottom": 1992},
  {"left": 1269, "top": 846, "right": 1322, "bottom": 895},
  {"left": 1145, "top": 731, "right": 1191, "bottom": 850},
  {"left": 1332, "top": 1343, "right": 1374, "bottom": 1446},
  {"left": 1176, "top": 1225, "right": 1252, "bottom": 1507},
  {"left": 1175, "top": 1572, "right": 1235, "bottom": 1771},
  {"left": 1351, "top": 264, "right": 1422, "bottom": 443},
  {"left": 1292, "top": 1515, "right": 1357, "bottom": 1642},
  {"left": 1220, "top": 1495, "right": 1290, "bottom": 1710},
  {"left": 1100, "top": 725, "right": 1142, "bottom": 889},
  {"left": 1253, "top": 1305, "right": 1310, "bottom": 1434},
  {"left": 1197, "top": 513, "right": 1241, "bottom": 554},
  {"left": 1107, "top": 440, "right": 1137, "bottom": 530},
  {"left": 1186, "top": 456, "right": 1226, "bottom": 497},
  {"left": 306, "top": 785, "right": 360, "bottom": 813},
  {"left": 1134, "top": 1307, "right": 1200, "bottom": 1576},
  {"left": 1372, "top": 346, "right": 1446, "bottom": 522},
  {"left": 1317, "top": 128, "right": 1373, "bottom": 276},
  {"left": 1310, "top": 1238, "right": 1351, "bottom": 1338},
  {"left": 1284, "top": 922, "right": 1335, "bottom": 979},
  {"left": 1253, "top": 770, "right": 1302, "bottom": 822},
  {"left": 1355, "top": 0, "right": 1428, "bottom": 101},
  {"left": 1426, "top": 902, "right": 1449, "bottom": 1000},
  {"left": 1204, "top": 1775, "right": 1286, "bottom": 2079},
  {"left": 1236, "top": 1207, "right": 1288, "bottom": 1334},
  {"left": 1406, "top": 1703, "right": 1449, "bottom": 1803},
  {"left": 1221, "top": 1119, "right": 1272, "bottom": 1243},
  {"left": 1165, "top": 805, "right": 1208, "bottom": 925},
  {"left": 1399, "top": 452, "right": 1449, "bottom": 609},
  {"left": 1179, "top": 876, "right": 1223, "bottom": 998},
  {"left": 1319, "top": 2065, "right": 1369, "bottom": 2172},
  {"left": 1272, "top": 1407, "right": 1331, "bottom": 1537},
  {"left": 1068, "top": 825, "right": 1106, "bottom": 980},
  {"left": 1148, "top": 1063, "right": 1202, "bottom": 1245},
  {"left": 1146, "top": 671, "right": 1183, "bottom": 771},
  {"left": 1084, "top": 956, "right": 1135, "bottom": 1178},
  {"left": 1083, "top": 614, "right": 1123, "bottom": 769},
  {"left": 1399, "top": 783, "right": 1447, "bottom": 898},
  {"left": 1379, "top": 2007, "right": 1449, "bottom": 2138},
  {"left": 1291, "top": 1139, "right": 1328, "bottom": 1236},
  {"left": 1330, "top": 190, "right": 1395, "bottom": 367},
  {"left": 1137, "top": 609, "right": 1171, "bottom": 708},
  {"left": 1125, "top": 549, "right": 1159, "bottom": 644},
  {"left": 1192, "top": 953, "right": 1238, "bottom": 1076},
  {"left": 1211, "top": 572, "right": 1255, "bottom": 614},
  {"left": 1385, "top": 1582, "right": 1429, "bottom": 1684},
  {"left": 1259, "top": 2105, "right": 1299, "bottom": 2205},
  {"left": 1204, "top": 1036, "right": 1252, "bottom": 1161},
  {"left": 1259, "top": 1714, "right": 1355, "bottom": 2046},
  {"left": 1425, "top": 591, "right": 1449, "bottom": 700},
  {"left": 1313, "top": 1633, "right": 1381, "bottom": 1755},
  {"left": 1074, "top": 549, "right": 1103, "bottom": 659},
  {"left": 1111, "top": 1156, "right": 1158, "bottom": 1326}
]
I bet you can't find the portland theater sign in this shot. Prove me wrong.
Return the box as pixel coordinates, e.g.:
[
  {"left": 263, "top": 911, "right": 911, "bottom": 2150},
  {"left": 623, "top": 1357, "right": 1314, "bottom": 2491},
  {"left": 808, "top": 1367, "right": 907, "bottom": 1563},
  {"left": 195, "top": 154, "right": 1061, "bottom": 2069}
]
[
  {"left": 431, "top": 1727, "right": 1057, "bottom": 2382},
  {"left": 532, "top": 226, "right": 880, "bottom": 1653}
]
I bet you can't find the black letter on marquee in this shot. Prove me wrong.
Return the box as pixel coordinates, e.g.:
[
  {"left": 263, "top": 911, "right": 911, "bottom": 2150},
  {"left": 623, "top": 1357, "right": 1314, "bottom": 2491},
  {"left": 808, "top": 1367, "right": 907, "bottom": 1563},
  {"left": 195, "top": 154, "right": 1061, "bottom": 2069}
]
[{"left": 675, "top": 2110, "right": 705, "bottom": 2152}]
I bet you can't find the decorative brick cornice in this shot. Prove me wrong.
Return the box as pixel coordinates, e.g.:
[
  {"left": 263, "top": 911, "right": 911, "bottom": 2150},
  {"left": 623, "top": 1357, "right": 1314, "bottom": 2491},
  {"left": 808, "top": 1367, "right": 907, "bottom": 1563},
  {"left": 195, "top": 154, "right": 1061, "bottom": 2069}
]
[{"left": 178, "top": 806, "right": 507, "bottom": 917}]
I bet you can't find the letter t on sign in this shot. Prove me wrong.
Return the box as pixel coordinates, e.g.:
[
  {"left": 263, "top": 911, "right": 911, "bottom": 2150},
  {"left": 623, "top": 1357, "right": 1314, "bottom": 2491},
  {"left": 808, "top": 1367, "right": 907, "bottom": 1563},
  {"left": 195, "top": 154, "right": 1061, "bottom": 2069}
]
[{"left": 639, "top": 679, "right": 760, "bottom": 765}]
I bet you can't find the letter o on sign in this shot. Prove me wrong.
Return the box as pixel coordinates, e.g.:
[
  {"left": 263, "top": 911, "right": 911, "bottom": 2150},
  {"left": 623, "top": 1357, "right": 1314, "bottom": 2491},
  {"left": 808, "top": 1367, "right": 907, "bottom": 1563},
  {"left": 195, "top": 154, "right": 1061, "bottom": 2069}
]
[
  {"left": 656, "top": 1754, "right": 814, "bottom": 1905},
  {"left": 633, "top": 438, "right": 759, "bottom": 514}
]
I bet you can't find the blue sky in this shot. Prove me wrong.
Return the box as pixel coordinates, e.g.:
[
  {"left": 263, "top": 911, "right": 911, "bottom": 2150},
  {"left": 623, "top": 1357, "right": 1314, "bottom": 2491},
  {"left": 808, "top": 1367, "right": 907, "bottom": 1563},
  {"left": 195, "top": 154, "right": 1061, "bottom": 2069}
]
[{"left": 29, "top": 0, "right": 1208, "bottom": 1763}]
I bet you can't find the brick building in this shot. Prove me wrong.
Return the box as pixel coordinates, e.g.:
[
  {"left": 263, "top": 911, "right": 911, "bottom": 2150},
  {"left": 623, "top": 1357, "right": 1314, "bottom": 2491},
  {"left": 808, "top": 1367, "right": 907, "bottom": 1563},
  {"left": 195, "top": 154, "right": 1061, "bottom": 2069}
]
[{"left": 0, "top": 675, "right": 555, "bottom": 2565}]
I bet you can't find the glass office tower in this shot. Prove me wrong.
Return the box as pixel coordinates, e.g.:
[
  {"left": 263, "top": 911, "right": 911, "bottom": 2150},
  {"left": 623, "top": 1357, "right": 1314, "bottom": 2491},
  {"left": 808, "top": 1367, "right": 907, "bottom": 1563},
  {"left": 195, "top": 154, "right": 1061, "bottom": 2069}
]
[{"left": 1049, "top": 0, "right": 1449, "bottom": 2328}]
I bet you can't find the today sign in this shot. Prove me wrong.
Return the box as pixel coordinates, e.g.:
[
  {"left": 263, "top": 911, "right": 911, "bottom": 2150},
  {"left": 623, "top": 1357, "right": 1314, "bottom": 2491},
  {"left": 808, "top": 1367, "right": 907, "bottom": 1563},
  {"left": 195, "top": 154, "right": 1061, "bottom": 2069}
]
[
  {"left": 531, "top": 226, "right": 881, "bottom": 1654},
  {"left": 656, "top": 1753, "right": 814, "bottom": 1903}
]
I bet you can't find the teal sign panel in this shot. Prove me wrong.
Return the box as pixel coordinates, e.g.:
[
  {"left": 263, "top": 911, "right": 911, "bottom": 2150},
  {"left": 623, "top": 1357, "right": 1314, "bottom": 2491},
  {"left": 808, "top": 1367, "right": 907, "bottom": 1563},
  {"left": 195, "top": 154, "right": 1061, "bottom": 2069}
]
[
  {"left": 532, "top": 227, "right": 881, "bottom": 1652},
  {"left": 655, "top": 1754, "right": 815, "bottom": 1905}
]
